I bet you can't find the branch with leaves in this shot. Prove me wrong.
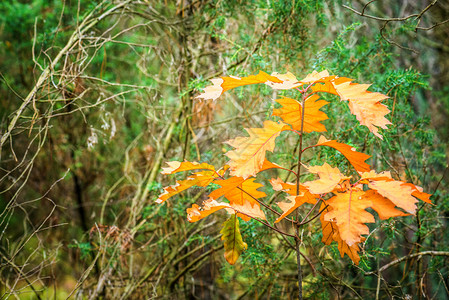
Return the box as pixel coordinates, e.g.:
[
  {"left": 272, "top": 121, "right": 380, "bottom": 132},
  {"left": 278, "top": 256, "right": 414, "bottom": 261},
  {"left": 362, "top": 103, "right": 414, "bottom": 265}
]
[{"left": 157, "top": 69, "right": 432, "bottom": 298}]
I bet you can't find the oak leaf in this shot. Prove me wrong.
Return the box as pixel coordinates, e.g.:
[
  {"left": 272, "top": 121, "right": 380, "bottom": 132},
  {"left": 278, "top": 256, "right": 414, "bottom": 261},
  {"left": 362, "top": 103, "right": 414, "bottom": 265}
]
[
  {"left": 309, "top": 74, "right": 390, "bottom": 139},
  {"left": 368, "top": 180, "right": 419, "bottom": 214},
  {"left": 362, "top": 190, "right": 409, "bottom": 220},
  {"left": 324, "top": 189, "right": 375, "bottom": 246},
  {"left": 275, "top": 194, "right": 317, "bottom": 223},
  {"left": 298, "top": 70, "right": 331, "bottom": 85},
  {"left": 402, "top": 183, "right": 432, "bottom": 204},
  {"left": 230, "top": 201, "right": 267, "bottom": 221},
  {"left": 161, "top": 161, "right": 216, "bottom": 174},
  {"left": 225, "top": 121, "right": 290, "bottom": 178},
  {"left": 221, "top": 214, "right": 247, "bottom": 264},
  {"left": 311, "top": 76, "right": 353, "bottom": 94},
  {"left": 270, "top": 177, "right": 297, "bottom": 195},
  {"left": 158, "top": 161, "right": 228, "bottom": 204},
  {"left": 314, "top": 135, "right": 371, "bottom": 172},
  {"left": 270, "top": 178, "right": 317, "bottom": 222},
  {"left": 320, "top": 204, "right": 363, "bottom": 264},
  {"left": 187, "top": 198, "right": 231, "bottom": 222},
  {"left": 196, "top": 71, "right": 284, "bottom": 101},
  {"left": 157, "top": 170, "right": 217, "bottom": 204},
  {"left": 265, "top": 72, "right": 301, "bottom": 89},
  {"left": 360, "top": 171, "right": 431, "bottom": 213},
  {"left": 209, "top": 176, "right": 267, "bottom": 221},
  {"left": 157, "top": 178, "right": 197, "bottom": 204},
  {"left": 272, "top": 95, "right": 329, "bottom": 132},
  {"left": 209, "top": 177, "right": 266, "bottom": 206},
  {"left": 186, "top": 197, "right": 266, "bottom": 223},
  {"left": 303, "top": 163, "right": 350, "bottom": 194},
  {"left": 332, "top": 81, "right": 391, "bottom": 139}
]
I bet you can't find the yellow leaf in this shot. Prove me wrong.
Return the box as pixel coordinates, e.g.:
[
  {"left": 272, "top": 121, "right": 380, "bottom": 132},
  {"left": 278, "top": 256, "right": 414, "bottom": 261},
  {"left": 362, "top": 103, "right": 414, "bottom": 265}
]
[
  {"left": 161, "top": 161, "right": 216, "bottom": 174},
  {"left": 221, "top": 214, "right": 247, "bottom": 265},
  {"left": 303, "top": 163, "right": 350, "bottom": 194},
  {"left": 272, "top": 95, "right": 329, "bottom": 132},
  {"left": 298, "top": 70, "right": 331, "bottom": 85},
  {"left": 157, "top": 170, "right": 217, "bottom": 204},
  {"left": 196, "top": 71, "right": 283, "bottom": 101},
  {"left": 225, "top": 121, "right": 290, "bottom": 178}
]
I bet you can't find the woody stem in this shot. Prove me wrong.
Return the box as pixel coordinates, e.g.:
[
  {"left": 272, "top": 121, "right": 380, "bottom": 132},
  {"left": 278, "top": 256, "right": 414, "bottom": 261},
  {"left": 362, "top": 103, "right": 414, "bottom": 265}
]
[{"left": 295, "top": 89, "right": 307, "bottom": 300}]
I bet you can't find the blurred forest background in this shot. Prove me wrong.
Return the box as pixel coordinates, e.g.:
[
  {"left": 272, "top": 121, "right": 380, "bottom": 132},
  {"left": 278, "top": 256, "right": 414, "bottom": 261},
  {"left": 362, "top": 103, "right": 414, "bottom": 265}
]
[{"left": 0, "top": 0, "right": 448, "bottom": 299}]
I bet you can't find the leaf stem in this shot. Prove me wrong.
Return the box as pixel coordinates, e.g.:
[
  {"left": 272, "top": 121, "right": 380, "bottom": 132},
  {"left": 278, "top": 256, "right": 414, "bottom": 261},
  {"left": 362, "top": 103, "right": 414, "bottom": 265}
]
[
  {"left": 299, "top": 198, "right": 322, "bottom": 225},
  {"left": 300, "top": 203, "right": 329, "bottom": 226},
  {"left": 233, "top": 211, "right": 296, "bottom": 238}
]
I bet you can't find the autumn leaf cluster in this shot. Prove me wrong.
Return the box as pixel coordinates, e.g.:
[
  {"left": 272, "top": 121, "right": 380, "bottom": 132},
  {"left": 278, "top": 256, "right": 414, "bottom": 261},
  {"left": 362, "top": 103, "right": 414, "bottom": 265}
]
[{"left": 157, "top": 70, "right": 431, "bottom": 265}]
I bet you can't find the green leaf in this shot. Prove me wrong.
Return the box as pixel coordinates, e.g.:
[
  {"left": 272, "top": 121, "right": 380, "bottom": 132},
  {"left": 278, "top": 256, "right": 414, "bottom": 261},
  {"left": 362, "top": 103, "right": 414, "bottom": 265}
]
[{"left": 220, "top": 214, "right": 247, "bottom": 265}]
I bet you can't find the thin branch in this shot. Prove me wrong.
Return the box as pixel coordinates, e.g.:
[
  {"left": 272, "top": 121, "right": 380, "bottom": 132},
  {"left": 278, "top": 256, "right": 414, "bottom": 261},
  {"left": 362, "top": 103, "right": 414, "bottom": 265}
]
[
  {"left": 365, "top": 251, "right": 449, "bottom": 275},
  {"left": 343, "top": 4, "right": 419, "bottom": 22},
  {"left": 233, "top": 210, "right": 296, "bottom": 238}
]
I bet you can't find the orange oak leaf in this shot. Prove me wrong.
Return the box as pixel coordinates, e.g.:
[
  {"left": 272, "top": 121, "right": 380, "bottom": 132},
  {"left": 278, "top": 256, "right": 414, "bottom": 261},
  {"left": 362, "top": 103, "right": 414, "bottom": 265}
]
[
  {"left": 320, "top": 204, "right": 338, "bottom": 246},
  {"left": 298, "top": 70, "right": 332, "bottom": 85},
  {"left": 335, "top": 235, "right": 364, "bottom": 265},
  {"left": 259, "top": 159, "right": 284, "bottom": 172},
  {"left": 157, "top": 170, "right": 218, "bottom": 204},
  {"left": 157, "top": 178, "right": 197, "bottom": 204},
  {"left": 303, "top": 163, "right": 350, "bottom": 194},
  {"left": 362, "top": 190, "right": 409, "bottom": 220},
  {"left": 320, "top": 204, "right": 363, "bottom": 264},
  {"left": 311, "top": 76, "right": 353, "bottom": 94},
  {"left": 187, "top": 198, "right": 231, "bottom": 222},
  {"left": 186, "top": 197, "right": 266, "bottom": 223},
  {"left": 272, "top": 95, "right": 329, "bottom": 132},
  {"left": 209, "top": 177, "right": 266, "bottom": 206},
  {"left": 402, "top": 183, "right": 432, "bottom": 204},
  {"left": 270, "top": 177, "right": 296, "bottom": 195},
  {"left": 225, "top": 121, "right": 290, "bottom": 178},
  {"left": 332, "top": 81, "right": 391, "bottom": 139},
  {"left": 360, "top": 171, "right": 431, "bottom": 213},
  {"left": 270, "top": 177, "right": 318, "bottom": 197},
  {"left": 323, "top": 189, "right": 375, "bottom": 246},
  {"left": 309, "top": 74, "right": 390, "bottom": 139},
  {"left": 368, "top": 180, "right": 419, "bottom": 214},
  {"left": 359, "top": 170, "right": 392, "bottom": 181},
  {"left": 161, "top": 161, "right": 216, "bottom": 174},
  {"left": 275, "top": 193, "right": 317, "bottom": 223},
  {"left": 195, "top": 71, "right": 284, "bottom": 101},
  {"left": 269, "top": 178, "right": 318, "bottom": 222},
  {"left": 231, "top": 201, "right": 267, "bottom": 221},
  {"left": 209, "top": 176, "right": 266, "bottom": 221},
  {"left": 265, "top": 72, "right": 301, "bottom": 89},
  {"left": 314, "top": 135, "right": 371, "bottom": 172}
]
